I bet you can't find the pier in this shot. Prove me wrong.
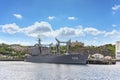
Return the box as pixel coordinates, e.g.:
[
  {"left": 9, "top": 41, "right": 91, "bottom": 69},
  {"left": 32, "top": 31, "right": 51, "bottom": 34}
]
[{"left": 87, "top": 59, "right": 116, "bottom": 64}]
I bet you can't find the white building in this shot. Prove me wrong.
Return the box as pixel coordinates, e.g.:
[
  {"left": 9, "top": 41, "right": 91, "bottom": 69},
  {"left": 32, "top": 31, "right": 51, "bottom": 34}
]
[
  {"left": 92, "top": 53, "right": 104, "bottom": 60},
  {"left": 116, "top": 41, "right": 120, "bottom": 60}
]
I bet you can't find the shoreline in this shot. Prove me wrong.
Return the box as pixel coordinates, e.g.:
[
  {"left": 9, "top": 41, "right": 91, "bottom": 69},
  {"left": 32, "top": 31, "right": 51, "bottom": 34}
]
[
  {"left": 0, "top": 59, "right": 117, "bottom": 65},
  {"left": 0, "top": 59, "right": 24, "bottom": 61}
]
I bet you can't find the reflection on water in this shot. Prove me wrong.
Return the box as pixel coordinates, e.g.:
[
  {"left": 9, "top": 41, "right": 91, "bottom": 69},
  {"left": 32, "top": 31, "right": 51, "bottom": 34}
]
[{"left": 0, "top": 61, "right": 120, "bottom": 80}]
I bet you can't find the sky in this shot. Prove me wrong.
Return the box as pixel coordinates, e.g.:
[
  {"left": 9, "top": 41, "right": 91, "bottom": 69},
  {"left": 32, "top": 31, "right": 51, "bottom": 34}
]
[{"left": 0, "top": 0, "right": 120, "bottom": 46}]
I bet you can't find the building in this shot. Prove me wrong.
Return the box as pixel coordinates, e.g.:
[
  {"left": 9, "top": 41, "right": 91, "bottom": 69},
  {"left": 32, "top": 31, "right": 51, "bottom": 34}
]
[
  {"left": 70, "top": 40, "right": 84, "bottom": 47},
  {"left": 91, "top": 53, "right": 104, "bottom": 60},
  {"left": 116, "top": 41, "right": 120, "bottom": 60}
]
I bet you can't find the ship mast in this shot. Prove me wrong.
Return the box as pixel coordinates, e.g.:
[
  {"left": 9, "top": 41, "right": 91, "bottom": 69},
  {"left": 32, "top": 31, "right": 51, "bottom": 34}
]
[
  {"left": 55, "top": 38, "right": 71, "bottom": 55},
  {"left": 38, "top": 38, "right": 42, "bottom": 54}
]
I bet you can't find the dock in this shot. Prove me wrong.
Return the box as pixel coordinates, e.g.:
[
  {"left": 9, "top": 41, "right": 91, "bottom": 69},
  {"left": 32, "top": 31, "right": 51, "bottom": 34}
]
[{"left": 87, "top": 59, "right": 116, "bottom": 64}]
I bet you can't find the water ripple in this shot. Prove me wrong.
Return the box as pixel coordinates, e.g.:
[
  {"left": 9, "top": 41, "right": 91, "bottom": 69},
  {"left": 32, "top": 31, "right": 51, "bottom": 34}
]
[{"left": 0, "top": 61, "right": 120, "bottom": 80}]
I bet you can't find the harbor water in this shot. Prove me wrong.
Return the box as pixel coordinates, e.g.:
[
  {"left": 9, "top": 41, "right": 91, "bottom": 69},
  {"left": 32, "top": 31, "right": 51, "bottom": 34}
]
[{"left": 0, "top": 61, "right": 120, "bottom": 80}]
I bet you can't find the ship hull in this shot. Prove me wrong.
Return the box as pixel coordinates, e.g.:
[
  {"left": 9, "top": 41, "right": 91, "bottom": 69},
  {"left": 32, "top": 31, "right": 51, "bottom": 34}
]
[{"left": 24, "top": 53, "right": 88, "bottom": 64}]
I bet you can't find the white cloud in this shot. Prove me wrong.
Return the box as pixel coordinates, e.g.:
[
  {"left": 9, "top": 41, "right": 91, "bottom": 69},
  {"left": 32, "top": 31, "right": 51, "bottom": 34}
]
[
  {"left": 2, "top": 23, "right": 20, "bottom": 34},
  {"left": 55, "top": 27, "right": 78, "bottom": 37},
  {"left": 1, "top": 21, "right": 120, "bottom": 42},
  {"left": 2, "top": 20, "right": 120, "bottom": 46},
  {"left": 84, "top": 27, "right": 105, "bottom": 36},
  {"left": 104, "top": 30, "right": 120, "bottom": 38},
  {"left": 21, "top": 21, "right": 53, "bottom": 38},
  {"left": 93, "top": 37, "right": 98, "bottom": 40},
  {"left": 0, "top": 22, "right": 106, "bottom": 38},
  {"left": 48, "top": 16, "right": 55, "bottom": 20},
  {"left": 20, "top": 21, "right": 84, "bottom": 38},
  {"left": 1, "top": 21, "right": 53, "bottom": 38},
  {"left": 54, "top": 25, "right": 84, "bottom": 38},
  {"left": 0, "top": 39, "right": 6, "bottom": 44},
  {"left": 112, "top": 5, "right": 120, "bottom": 11},
  {"left": 1, "top": 21, "right": 53, "bottom": 37},
  {"left": 68, "top": 16, "right": 76, "bottom": 20},
  {"left": 112, "top": 24, "right": 117, "bottom": 27},
  {"left": 13, "top": 14, "right": 22, "bottom": 19},
  {"left": 75, "top": 25, "right": 85, "bottom": 36},
  {"left": 55, "top": 27, "right": 76, "bottom": 37}
]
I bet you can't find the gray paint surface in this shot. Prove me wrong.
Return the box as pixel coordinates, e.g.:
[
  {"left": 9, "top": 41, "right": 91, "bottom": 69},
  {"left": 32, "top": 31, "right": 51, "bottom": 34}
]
[{"left": 25, "top": 53, "right": 88, "bottom": 64}]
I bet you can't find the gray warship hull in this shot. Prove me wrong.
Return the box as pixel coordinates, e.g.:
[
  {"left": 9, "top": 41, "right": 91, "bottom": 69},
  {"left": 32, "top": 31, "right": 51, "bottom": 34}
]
[
  {"left": 24, "top": 53, "right": 88, "bottom": 64},
  {"left": 25, "top": 38, "right": 88, "bottom": 64}
]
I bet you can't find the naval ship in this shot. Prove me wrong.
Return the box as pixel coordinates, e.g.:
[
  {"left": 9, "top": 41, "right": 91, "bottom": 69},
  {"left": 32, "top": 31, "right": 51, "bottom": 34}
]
[{"left": 24, "top": 38, "right": 88, "bottom": 64}]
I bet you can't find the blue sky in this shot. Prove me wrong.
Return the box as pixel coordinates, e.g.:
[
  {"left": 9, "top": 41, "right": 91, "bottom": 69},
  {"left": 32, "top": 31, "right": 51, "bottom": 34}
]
[{"left": 0, "top": 0, "right": 120, "bottom": 46}]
